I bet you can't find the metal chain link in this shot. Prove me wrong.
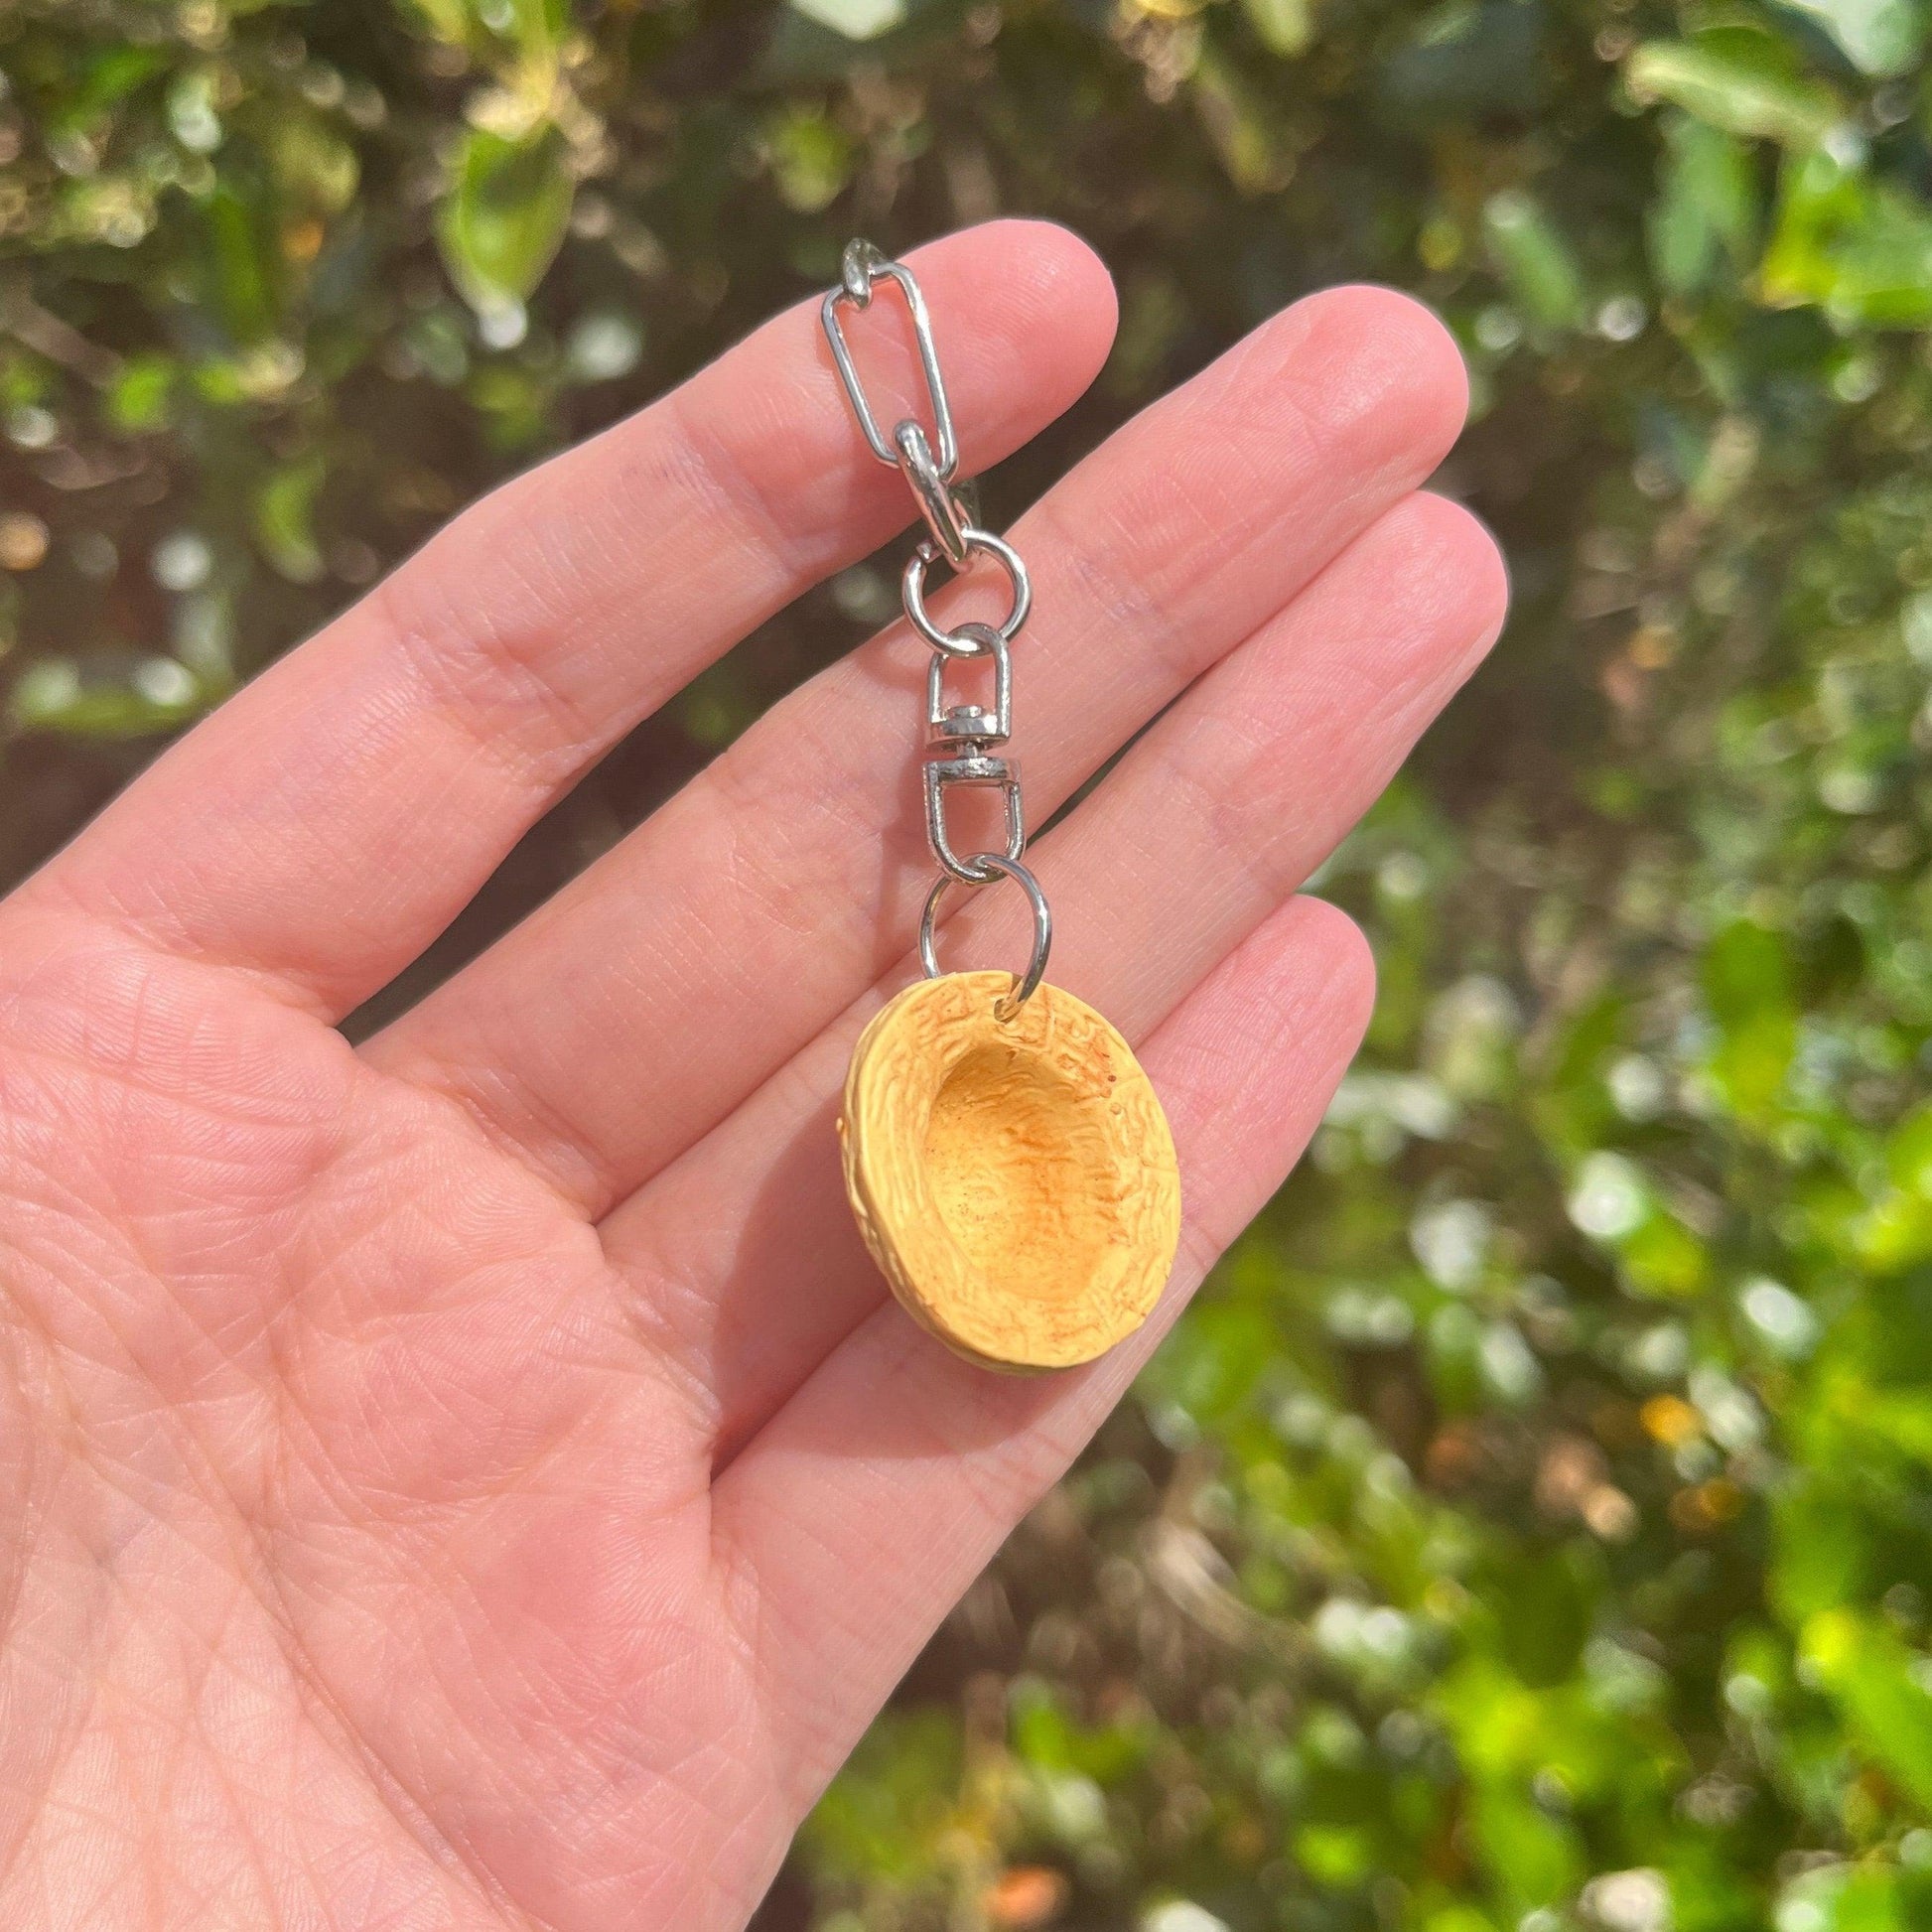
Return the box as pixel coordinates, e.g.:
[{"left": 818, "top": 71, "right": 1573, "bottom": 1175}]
[{"left": 822, "top": 239, "right": 1051, "bottom": 1019}]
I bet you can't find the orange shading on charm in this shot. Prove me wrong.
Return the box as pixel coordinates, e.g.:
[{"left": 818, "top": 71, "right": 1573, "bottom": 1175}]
[{"left": 840, "top": 972, "right": 1181, "bottom": 1372}]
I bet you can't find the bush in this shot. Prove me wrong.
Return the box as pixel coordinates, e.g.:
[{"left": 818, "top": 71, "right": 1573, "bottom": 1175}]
[{"left": 5, "top": 0, "right": 1932, "bottom": 1926}]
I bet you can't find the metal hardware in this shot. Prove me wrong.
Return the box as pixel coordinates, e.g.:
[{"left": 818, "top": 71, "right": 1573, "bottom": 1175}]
[
  {"left": 918, "top": 856, "right": 1053, "bottom": 1022},
  {"left": 821, "top": 241, "right": 959, "bottom": 480},
  {"left": 926, "top": 624, "right": 1011, "bottom": 747},
  {"left": 924, "top": 755, "right": 1026, "bottom": 886},
  {"left": 901, "top": 529, "right": 1031, "bottom": 659},
  {"left": 896, "top": 420, "right": 977, "bottom": 569},
  {"left": 822, "top": 241, "right": 1053, "bottom": 1016}
]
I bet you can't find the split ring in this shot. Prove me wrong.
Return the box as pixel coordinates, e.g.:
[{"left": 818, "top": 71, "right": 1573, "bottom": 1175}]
[
  {"left": 902, "top": 529, "right": 1032, "bottom": 659},
  {"left": 918, "top": 853, "right": 1052, "bottom": 1019}
]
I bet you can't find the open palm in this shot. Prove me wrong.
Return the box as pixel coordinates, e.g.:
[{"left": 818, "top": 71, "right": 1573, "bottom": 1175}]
[{"left": 0, "top": 223, "right": 1502, "bottom": 1930}]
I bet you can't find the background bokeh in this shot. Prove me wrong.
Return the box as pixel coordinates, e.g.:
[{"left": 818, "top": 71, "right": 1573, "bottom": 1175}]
[{"left": 6, "top": 0, "right": 1932, "bottom": 1926}]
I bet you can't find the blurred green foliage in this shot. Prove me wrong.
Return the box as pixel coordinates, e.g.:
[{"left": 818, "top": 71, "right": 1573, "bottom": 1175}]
[{"left": 6, "top": 0, "right": 1932, "bottom": 1926}]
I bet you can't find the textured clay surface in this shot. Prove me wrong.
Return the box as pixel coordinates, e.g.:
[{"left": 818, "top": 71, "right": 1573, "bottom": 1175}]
[{"left": 840, "top": 971, "right": 1182, "bottom": 1371}]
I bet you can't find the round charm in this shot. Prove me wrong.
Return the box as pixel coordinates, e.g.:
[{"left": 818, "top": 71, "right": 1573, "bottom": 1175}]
[{"left": 840, "top": 971, "right": 1181, "bottom": 1372}]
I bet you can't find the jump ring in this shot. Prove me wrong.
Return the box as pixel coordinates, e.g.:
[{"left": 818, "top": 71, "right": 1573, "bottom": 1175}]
[
  {"left": 902, "top": 529, "right": 1032, "bottom": 659},
  {"left": 918, "top": 854, "right": 1052, "bottom": 1019}
]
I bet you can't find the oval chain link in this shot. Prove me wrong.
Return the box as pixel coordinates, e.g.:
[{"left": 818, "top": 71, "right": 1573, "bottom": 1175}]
[{"left": 821, "top": 238, "right": 1051, "bottom": 1014}]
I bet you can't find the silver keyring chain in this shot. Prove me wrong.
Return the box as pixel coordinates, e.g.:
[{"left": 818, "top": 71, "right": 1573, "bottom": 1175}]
[{"left": 822, "top": 238, "right": 1051, "bottom": 1015}]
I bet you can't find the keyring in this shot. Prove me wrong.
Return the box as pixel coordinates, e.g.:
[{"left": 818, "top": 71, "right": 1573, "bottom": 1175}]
[
  {"left": 901, "top": 529, "right": 1032, "bottom": 659},
  {"left": 824, "top": 240, "right": 1180, "bottom": 1372},
  {"left": 917, "top": 854, "right": 1052, "bottom": 1020}
]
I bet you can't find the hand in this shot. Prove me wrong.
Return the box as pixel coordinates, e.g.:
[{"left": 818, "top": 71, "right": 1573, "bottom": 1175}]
[{"left": 0, "top": 221, "right": 1502, "bottom": 1930}]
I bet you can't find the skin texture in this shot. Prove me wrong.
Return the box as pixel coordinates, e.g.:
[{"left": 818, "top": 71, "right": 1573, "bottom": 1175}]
[{"left": 0, "top": 221, "right": 1507, "bottom": 1931}]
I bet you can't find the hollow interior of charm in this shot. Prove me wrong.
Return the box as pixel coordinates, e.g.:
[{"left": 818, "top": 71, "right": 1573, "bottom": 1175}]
[
  {"left": 918, "top": 1039, "right": 1120, "bottom": 1303},
  {"left": 840, "top": 971, "right": 1181, "bottom": 1371}
]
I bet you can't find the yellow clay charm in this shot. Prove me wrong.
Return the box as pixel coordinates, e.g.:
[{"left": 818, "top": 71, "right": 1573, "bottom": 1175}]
[{"left": 841, "top": 972, "right": 1181, "bottom": 1372}]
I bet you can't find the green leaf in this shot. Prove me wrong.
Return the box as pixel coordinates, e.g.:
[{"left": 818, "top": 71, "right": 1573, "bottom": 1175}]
[
  {"left": 504, "top": 0, "right": 567, "bottom": 63},
  {"left": 468, "top": 360, "right": 554, "bottom": 453},
  {"left": 1295, "top": 1822, "right": 1374, "bottom": 1887},
  {"left": 1884, "top": 1102, "right": 1932, "bottom": 1196},
  {"left": 401, "top": 0, "right": 473, "bottom": 44},
  {"left": 801, "top": 1709, "right": 963, "bottom": 1884},
  {"left": 1835, "top": 1868, "right": 1926, "bottom": 1932},
  {"left": 1703, "top": 918, "right": 1796, "bottom": 1120},
  {"left": 1621, "top": 1209, "right": 1712, "bottom": 1298},
  {"left": 787, "top": 0, "right": 906, "bottom": 43},
  {"left": 1705, "top": 917, "right": 1792, "bottom": 1027},
  {"left": 1649, "top": 114, "right": 1758, "bottom": 297},
  {"left": 1625, "top": 37, "right": 1841, "bottom": 147},
  {"left": 765, "top": 106, "right": 854, "bottom": 214},
  {"left": 1194, "top": 46, "right": 1294, "bottom": 196},
  {"left": 1482, "top": 191, "right": 1586, "bottom": 331},
  {"left": 1772, "top": 1478, "right": 1871, "bottom": 1619},
  {"left": 1801, "top": 1609, "right": 1932, "bottom": 1809},
  {"left": 1763, "top": 147, "right": 1932, "bottom": 327},
  {"left": 1853, "top": 1386, "right": 1932, "bottom": 1463},
  {"left": 206, "top": 185, "right": 277, "bottom": 344},
  {"left": 270, "top": 112, "right": 360, "bottom": 220},
  {"left": 1378, "top": 2, "right": 1549, "bottom": 122},
  {"left": 104, "top": 353, "right": 177, "bottom": 435},
  {"left": 253, "top": 456, "right": 327, "bottom": 584},
  {"left": 1779, "top": 0, "right": 1923, "bottom": 76},
  {"left": 1242, "top": 0, "right": 1315, "bottom": 58},
  {"left": 9, "top": 659, "right": 205, "bottom": 739},
  {"left": 436, "top": 127, "right": 574, "bottom": 316},
  {"left": 51, "top": 44, "right": 167, "bottom": 135}
]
